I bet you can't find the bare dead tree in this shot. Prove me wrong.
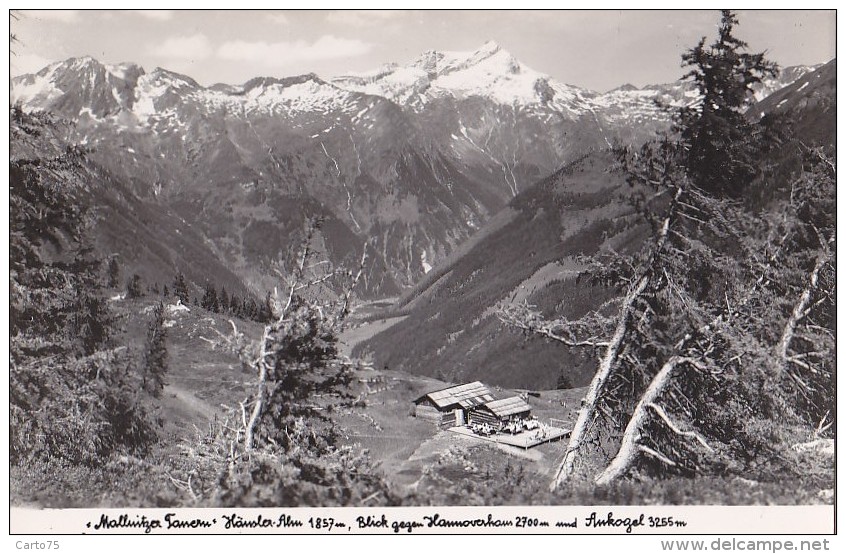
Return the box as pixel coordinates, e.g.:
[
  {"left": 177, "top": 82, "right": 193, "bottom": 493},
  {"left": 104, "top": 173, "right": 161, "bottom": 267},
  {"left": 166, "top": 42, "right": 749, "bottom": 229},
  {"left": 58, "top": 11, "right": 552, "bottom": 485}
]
[
  {"left": 596, "top": 356, "right": 713, "bottom": 485},
  {"left": 210, "top": 221, "right": 368, "bottom": 452},
  {"left": 498, "top": 139, "right": 693, "bottom": 491},
  {"left": 776, "top": 233, "right": 833, "bottom": 381},
  {"left": 595, "top": 158, "right": 835, "bottom": 484},
  {"left": 244, "top": 238, "right": 366, "bottom": 450}
]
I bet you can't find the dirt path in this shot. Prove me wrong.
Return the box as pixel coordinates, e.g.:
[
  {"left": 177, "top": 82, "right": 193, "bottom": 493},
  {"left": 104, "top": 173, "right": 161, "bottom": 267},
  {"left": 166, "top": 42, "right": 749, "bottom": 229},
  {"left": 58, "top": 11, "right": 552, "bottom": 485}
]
[
  {"left": 338, "top": 316, "right": 408, "bottom": 356},
  {"left": 160, "top": 383, "right": 220, "bottom": 432}
]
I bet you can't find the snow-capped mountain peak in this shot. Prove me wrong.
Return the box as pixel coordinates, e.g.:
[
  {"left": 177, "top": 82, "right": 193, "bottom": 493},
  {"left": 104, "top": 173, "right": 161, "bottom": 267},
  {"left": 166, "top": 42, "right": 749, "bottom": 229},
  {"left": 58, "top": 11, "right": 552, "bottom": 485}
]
[
  {"left": 333, "top": 41, "right": 557, "bottom": 107},
  {"left": 9, "top": 50, "right": 830, "bottom": 298},
  {"left": 411, "top": 40, "right": 512, "bottom": 76}
]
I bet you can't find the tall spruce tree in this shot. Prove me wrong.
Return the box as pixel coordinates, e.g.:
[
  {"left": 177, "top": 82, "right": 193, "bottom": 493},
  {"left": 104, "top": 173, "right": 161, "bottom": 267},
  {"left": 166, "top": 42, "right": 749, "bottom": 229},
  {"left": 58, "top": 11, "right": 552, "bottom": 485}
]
[
  {"left": 173, "top": 272, "right": 190, "bottom": 304},
  {"left": 142, "top": 301, "right": 168, "bottom": 397},
  {"left": 201, "top": 282, "right": 219, "bottom": 312},
  {"left": 126, "top": 273, "right": 143, "bottom": 299},
  {"left": 677, "top": 10, "right": 778, "bottom": 197},
  {"left": 219, "top": 286, "right": 230, "bottom": 313},
  {"left": 500, "top": 11, "right": 831, "bottom": 490},
  {"left": 107, "top": 257, "right": 120, "bottom": 288}
]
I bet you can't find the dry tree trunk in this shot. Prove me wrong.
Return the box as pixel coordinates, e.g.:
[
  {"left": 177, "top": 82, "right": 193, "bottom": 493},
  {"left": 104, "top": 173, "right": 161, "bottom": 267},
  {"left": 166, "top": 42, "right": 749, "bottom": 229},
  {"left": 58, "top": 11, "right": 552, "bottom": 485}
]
[
  {"left": 591, "top": 227, "right": 803, "bottom": 484},
  {"left": 549, "top": 187, "right": 682, "bottom": 491},
  {"left": 594, "top": 356, "right": 711, "bottom": 485},
  {"left": 243, "top": 245, "right": 309, "bottom": 452},
  {"left": 777, "top": 246, "right": 831, "bottom": 377},
  {"left": 549, "top": 272, "right": 649, "bottom": 490},
  {"left": 244, "top": 325, "right": 271, "bottom": 451}
]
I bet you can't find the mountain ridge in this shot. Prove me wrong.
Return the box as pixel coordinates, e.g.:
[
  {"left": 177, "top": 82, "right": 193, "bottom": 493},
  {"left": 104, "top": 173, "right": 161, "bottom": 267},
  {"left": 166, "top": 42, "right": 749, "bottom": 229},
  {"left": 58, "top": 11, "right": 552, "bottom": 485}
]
[
  {"left": 10, "top": 44, "right": 825, "bottom": 300},
  {"left": 354, "top": 59, "right": 836, "bottom": 389}
]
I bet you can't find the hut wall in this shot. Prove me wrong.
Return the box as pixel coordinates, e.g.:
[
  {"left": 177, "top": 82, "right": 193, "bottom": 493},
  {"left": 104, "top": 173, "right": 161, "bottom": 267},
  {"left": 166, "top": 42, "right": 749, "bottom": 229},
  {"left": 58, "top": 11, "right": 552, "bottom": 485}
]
[
  {"left": 438, "top": 415, "right": 456, "bottom": 429},
  {"left": 414, "top": 402, "right": 457, "bottom": 428},
  {"left": 469, "top": 409, "right": 500, "bottom": 426},
  {"left": 414, "top": 403, "right": 442, "bottom": 422}
]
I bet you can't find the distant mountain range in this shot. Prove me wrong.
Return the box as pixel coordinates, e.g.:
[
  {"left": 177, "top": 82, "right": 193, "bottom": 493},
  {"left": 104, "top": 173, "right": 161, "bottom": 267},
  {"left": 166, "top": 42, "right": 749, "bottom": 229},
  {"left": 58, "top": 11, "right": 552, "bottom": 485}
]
[
  {"left": 354, "top": 59, "right": 836, "bottom": 390},
  {"left": 10, "top": 42, "right": 820, "bottom": 297}
]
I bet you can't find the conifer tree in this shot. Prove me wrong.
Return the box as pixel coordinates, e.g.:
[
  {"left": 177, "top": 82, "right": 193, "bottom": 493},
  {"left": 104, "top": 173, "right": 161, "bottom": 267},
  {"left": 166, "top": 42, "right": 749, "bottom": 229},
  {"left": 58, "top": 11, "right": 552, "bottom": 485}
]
[
  {"left": 142, "top": 301, "right": 168, "bottom": 397},
  {"left": 219, "top": 286, "right": 230, "bottom": 313},
  {"left": 126, "top": 273, "right": 143, "bottom": 299},
  {"left": 201, "top": 282, "right": 219, "bottom": 312},
  {"left": 68, "top": 244, "right": 113, "bottom": 356},
  {"left": 107, "top": 257, "right": 120, "bottom": 288},
  {"left": 676, "top": 10, "right": 778, "bottom": 197},
  {"left": 499, "top": 11, "right": 831, "bottom": 490},
  {"left": 173, "top": 272, "right": 190, "bottom": 304}
]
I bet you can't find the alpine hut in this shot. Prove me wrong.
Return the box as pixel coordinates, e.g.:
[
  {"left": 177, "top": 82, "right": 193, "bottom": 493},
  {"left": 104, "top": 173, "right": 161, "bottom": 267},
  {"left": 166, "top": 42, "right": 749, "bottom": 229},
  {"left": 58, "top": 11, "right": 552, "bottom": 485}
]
[
  {"left": 413, "top": 381, "right": 495, "bottom": 428},
  {"left": 469, "top": 396, "right": 532, "bottom": 427}
]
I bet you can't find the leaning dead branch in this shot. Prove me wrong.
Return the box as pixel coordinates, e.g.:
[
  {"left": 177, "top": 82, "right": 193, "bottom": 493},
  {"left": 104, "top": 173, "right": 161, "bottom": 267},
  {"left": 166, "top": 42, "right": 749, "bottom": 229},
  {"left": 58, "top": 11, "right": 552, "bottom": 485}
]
[
  {"left": 203, "top": 222, "right": 367, "bottom": 454},
  {"left": 550, "top": 271, "right": 650, "bottom": 489},
  {"left": 595, "top": 356, "right": 712, "bottom": 485},
  {"left": 548, "top": 184, "right": 685, "bottom": 491},
  {"left": 497, "top": 302, "right": 614, "bottom": 349},
  {"left": 777, "top": 232, "right": 833, "bottom": 379}
]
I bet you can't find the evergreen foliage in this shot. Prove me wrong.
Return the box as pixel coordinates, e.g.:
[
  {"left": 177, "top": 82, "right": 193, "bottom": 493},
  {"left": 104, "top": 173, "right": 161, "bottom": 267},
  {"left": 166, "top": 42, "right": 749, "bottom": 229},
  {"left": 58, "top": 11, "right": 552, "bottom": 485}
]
[
  {"left": 676, "top": 10, "right": 778, "bottom": 198},
  {"left": 172, "top": 272, "right": 190, "bottom": 304},
  {"left": 142, "top": 301, "right": 168, "bottom": 397},
  {"left": 126, "top": 273, "right": 143, "bottom": 299},
  {"left": 9, "top": 108, "right": 158, "bottom": 470},
  {"left": 201, "top": 282, "right": 219, "bottom": 312},
  {"left": 106, "top": 257, "right": 120, "bottom": 288},
  {"left": 219, "top": 286, "right": 230, "bottom": 313}
]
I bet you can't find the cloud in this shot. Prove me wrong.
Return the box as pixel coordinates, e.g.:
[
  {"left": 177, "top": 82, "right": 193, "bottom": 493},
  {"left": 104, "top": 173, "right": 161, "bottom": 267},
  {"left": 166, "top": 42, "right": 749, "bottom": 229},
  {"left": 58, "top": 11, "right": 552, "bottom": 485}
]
[
  {"left": 23, "top": 10, "right": 79, "bottom": 23},
  {"left": 325, "top": 10, "right": 401, "bottom": 27},
  {"left": 135, "top": 10, "right": 174, "bottom": 21},
  {"left": 10, "top": 53, "right": 56, "bottom": 77},
  {"left": 218, "top": 35, "right": 372, "bottom": 65},
  {"left": 267, "top": 12, "right": 290, "bottom": 25},
  {"left": 151, "top": 34, "right": 213, "bottom": 60}
]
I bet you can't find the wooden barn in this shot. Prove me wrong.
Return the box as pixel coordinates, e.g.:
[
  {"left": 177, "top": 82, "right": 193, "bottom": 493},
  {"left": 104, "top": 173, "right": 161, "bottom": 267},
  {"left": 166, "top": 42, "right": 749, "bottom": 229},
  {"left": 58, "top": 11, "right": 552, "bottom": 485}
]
[
  {"left": 469, "top": 396, "right": 532, "bottom": 426},
  {"left": 413, "top": 381, "right": 495, "bottom": 428}
]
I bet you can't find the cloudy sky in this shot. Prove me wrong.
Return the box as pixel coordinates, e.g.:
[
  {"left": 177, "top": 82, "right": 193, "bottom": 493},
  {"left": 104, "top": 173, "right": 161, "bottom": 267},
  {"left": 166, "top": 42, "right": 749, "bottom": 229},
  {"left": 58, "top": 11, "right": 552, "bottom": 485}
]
[{"left": 10, "top": 9, "right": 836, "bottom": 92}]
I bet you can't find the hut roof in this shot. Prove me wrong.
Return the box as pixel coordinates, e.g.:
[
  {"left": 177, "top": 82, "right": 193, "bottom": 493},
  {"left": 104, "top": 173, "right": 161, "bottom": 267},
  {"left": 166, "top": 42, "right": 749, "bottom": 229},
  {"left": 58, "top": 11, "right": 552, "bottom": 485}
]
[
  {"left": 415, "top": 381, "right": 494, "bottom": 409},
  {"left": 482, "top": 396, "right": 532, "bottom": 418}
]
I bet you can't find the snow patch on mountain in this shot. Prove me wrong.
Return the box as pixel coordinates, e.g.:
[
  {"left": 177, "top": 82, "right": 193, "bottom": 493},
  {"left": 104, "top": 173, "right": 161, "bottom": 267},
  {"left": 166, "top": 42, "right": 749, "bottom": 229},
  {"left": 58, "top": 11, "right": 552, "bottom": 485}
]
[
  {"left": 335, "top": 41, "right": 574, "bottom": 107},
  {"left": 133, "top": 74, "right": 173, "bottom": 119},
  {"left": 105, "top": 62, "right": 139, "bottom": 82},
  {"left": 10, "top": 62, "right": 65, "bottom": 108},
  {"left": 244, "top": 79, "right": 354, "bottom": 114},
  {"left": 753, "top": 64, "right": 822, "bottom": 101}
]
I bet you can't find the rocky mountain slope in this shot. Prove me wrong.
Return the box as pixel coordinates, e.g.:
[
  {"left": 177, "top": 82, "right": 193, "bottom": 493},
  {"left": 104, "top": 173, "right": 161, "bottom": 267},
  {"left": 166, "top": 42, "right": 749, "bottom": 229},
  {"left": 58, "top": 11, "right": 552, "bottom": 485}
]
[
  {"left": 355, "top": 59, "right": 836, "bottom": 390},
  {"left": 748, "top": 58, "right": 835, "bottom": 146},
  {"left": 10, "top": 107, "right": 255, "bottom": 312},
  {"left": 11, "top": 44, "right": 817, "bottom": 296}
]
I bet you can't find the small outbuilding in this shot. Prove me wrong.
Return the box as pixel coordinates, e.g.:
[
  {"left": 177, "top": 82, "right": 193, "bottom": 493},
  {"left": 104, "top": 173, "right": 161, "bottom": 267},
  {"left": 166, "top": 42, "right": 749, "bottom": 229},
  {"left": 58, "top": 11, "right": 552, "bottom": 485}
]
[
  {"left": 469, "top": 396, "right": 532, "bottom": 426},
  {"left": 413, "top": 381, "right": 495, "bottom": 428}
]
